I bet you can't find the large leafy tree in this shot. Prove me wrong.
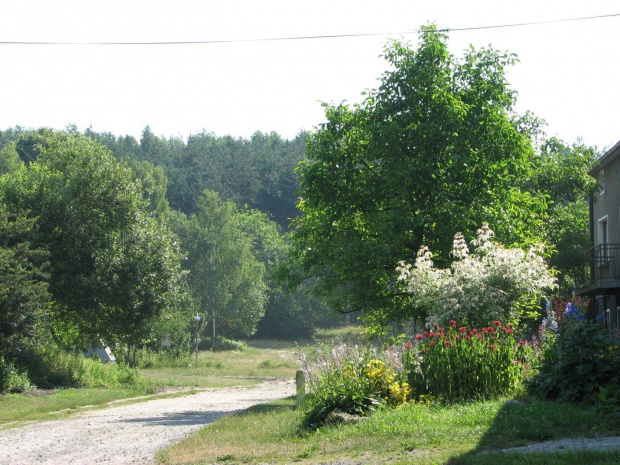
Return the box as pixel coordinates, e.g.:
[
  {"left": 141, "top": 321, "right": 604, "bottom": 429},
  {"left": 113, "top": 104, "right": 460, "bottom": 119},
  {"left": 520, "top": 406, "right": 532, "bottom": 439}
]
[
  {"left": 0, "top": 132, "right": 183, "bottom": 352},
  {"left": 171, "top": 191, "right": 267, "bottom": 347},
  {"left": 289, "top": 26, "right": 547, "bottom": 323}
]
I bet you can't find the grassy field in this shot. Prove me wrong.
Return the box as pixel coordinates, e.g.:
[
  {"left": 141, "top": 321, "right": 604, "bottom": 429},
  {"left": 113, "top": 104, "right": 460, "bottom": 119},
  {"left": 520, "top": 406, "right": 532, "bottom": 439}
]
[{"left": 157, "top": 395, "right": 620, "bottom": 464}]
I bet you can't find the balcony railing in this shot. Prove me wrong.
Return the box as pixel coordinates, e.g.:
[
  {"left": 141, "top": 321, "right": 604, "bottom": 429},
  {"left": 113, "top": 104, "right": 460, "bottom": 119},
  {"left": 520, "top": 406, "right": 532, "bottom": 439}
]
[{"left": 588, "top": 244, "right": 620, "bottom": 283}]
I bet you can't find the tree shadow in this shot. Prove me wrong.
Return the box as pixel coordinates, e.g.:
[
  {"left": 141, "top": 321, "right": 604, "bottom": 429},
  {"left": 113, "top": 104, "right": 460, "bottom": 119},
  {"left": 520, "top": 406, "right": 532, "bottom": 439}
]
[{"left": 447, "top": 397, "right": 620, "bottom": 464}]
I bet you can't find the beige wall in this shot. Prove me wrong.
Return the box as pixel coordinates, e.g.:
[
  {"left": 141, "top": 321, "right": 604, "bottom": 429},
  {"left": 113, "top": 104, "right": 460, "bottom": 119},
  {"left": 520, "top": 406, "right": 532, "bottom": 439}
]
[{"left": 592, "top": 155, "right": 620, "bottom": 245}]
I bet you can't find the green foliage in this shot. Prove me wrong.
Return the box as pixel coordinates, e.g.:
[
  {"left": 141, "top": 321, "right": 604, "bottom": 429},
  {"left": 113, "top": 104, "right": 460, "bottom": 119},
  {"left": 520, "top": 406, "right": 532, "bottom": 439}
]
[
  {"left": 290, "top": 26, "right": 547, "bottom": 322},
  {"left": 0, "top": 357, "right": 32, "bottom": 392},
  {"left": 525, "top": 138, "right": 598, "bottom": 296},
  {"left": 0, "top": 204, "right": 50, "bottom": 359},
  {"left": 298, "top": 341, "right": 411, "bottom": 428},
  {"left": 0, "top": 131, "right": 184, "bottom": 352},
  {"left": 529, "top": 317, "right": 620, "bottom": 402},
  {"left": 406, "top": 321, "right": 533, "bottom": 402},
  {"left": 170, "top": 191, "right": 268, "bottom": 345},
  {"left": 0, "top": 143, "right": 23, "bottom": 175}
]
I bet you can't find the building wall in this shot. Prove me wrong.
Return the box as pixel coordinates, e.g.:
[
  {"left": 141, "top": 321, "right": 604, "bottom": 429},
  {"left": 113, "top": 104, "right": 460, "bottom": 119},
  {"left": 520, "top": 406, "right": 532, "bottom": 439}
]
[{"left": 592, "top": 153, "right": 620, "bottom": 245}]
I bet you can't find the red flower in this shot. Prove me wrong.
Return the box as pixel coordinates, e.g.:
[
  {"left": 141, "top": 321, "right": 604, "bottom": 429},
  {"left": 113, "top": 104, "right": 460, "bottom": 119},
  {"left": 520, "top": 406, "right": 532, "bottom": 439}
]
[
  {"left": 405, "top": 342, "right": 413, "bottom": 349},
  {"left": 508, "top": 323, "right": 514, "bottom": 328},
  {"left": 519, "top": 340, "right": 525, "bottom": 345},
  {"left": 482, "top": 327, "right": 488, "bottom": 334},
  {"left": 444, "top": 341, "right": 451, "bottom": 346},
  {"left": 472, "top": 329, "right": 478, "bottom": 334},
  {"left": 494, "top": 320, "right": 501, "bottom": 326},
  {"left": 490, "top": 345, "right": 496, "bottom": 350},
  {"left": 429, "top": 332, "right": 436, "bottom": 338},
  {"left": 415, "top": 335, "right": 423, "bottom": 340},
  {"left": 459, "top": 326, "right": 467, "bottom": 332},
  {"left": 433, "top": 323, "right": 439, "bottom": 328},
  {"left": 503, "top": 328, "right": 513, "bottom": 334},
  {"left": 424, "top": 331, "right": 429, "bottom": 336},
  {"left": 450, "top": 320, "right": 457, "bottom": 328}
]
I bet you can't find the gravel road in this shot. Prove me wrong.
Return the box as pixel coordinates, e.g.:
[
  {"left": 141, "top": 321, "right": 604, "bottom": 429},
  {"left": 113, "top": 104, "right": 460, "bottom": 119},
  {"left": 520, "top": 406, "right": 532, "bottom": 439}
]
[{"left": 0, "top": 378, "right": 294, "bottom": 465}]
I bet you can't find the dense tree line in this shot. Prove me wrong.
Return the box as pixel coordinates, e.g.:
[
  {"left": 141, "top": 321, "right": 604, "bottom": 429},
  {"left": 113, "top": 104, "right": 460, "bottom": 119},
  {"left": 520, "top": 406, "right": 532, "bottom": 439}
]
[{"left": 0, "top": 129, "right": 332, "bottom": 385}]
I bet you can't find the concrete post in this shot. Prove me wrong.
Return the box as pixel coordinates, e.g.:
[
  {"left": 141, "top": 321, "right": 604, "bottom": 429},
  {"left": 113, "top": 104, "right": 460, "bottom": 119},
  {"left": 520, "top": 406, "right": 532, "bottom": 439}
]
[{"left": 296, "top": 370, "right": 306, "bottom": 407}]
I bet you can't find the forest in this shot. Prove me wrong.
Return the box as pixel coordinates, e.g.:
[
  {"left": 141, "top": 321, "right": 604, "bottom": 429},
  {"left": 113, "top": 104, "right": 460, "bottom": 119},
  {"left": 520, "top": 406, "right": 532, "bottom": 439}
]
[{"left": 0, "top": 29, "right": 601, "bottom": 391}]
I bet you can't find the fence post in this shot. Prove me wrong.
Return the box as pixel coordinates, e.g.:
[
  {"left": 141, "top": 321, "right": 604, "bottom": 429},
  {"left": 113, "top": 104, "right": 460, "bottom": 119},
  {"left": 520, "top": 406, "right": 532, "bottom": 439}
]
[{"left": 296, "top": 370, "right": 306, "bottom": 407}]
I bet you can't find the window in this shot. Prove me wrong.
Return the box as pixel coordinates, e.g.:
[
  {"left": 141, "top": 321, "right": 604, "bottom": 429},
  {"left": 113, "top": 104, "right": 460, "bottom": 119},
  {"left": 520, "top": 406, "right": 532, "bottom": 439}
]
[{"left": 599, "top": 216, "right": 608, "bottom": 247}]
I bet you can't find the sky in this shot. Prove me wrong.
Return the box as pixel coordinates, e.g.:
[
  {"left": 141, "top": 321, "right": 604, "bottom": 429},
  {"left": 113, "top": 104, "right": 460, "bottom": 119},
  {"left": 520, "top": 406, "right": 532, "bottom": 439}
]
[{"left": 1, "top": 0, "right": 619, "bottom": 151}]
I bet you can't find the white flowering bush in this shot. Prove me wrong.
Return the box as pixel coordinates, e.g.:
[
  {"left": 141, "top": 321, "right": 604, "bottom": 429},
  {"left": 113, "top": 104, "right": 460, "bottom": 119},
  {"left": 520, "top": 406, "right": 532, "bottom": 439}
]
[{"left": 396, "top": 224, "right": 556, "bottom": 328}]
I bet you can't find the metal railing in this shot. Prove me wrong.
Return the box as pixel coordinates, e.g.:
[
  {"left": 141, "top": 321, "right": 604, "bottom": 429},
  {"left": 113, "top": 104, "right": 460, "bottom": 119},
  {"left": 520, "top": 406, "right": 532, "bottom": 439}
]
[{"left": 588, "top": 244, "right": 620, "bottom": 283}]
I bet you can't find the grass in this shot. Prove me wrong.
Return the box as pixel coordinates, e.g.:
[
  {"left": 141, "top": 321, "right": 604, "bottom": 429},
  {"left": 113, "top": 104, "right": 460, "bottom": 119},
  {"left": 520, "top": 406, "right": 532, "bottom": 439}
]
[
  {"left": 156, "top": 395, "right": 620, "bottom": 464},
  {"left": 0, "top": 387, "right": 152, "bottom": 426}
]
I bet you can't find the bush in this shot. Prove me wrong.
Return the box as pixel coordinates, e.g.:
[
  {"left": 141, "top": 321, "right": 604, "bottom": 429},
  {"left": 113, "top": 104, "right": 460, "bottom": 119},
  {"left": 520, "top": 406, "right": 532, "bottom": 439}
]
[
  {"left": 3, "top": 345, "right": 147, "bottom": 390},
  {"left": 528, "top": 315, "right": 620, "bottom": 402},
  {"left": 405, "top": 320, "right": 534, "bottom": 402},
  {"left": 0, "top": 357, "right": 32, "bottom": 392},
  {"left": 298, "top": 341, "right": 411, "bottom": 428}
]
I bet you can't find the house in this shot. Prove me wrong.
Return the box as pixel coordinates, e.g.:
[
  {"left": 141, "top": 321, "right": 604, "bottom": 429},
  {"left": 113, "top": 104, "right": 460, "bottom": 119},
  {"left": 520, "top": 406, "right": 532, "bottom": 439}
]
[{"left": 577, "top": 140, "right": 620, "bottom": 327}]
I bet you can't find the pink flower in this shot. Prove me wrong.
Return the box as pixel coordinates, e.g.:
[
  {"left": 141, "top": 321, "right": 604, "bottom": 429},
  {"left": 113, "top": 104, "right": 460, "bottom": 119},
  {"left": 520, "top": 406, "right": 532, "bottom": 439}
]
[{"left": 405, "top": 342, "right": 413, "bottom": 349}]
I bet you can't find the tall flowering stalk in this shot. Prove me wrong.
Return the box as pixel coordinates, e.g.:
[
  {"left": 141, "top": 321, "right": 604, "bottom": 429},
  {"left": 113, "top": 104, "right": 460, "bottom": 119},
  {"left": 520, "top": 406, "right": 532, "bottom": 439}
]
[
  {"left": 297, "top": 341, "right": 411, "bottom": 427},
  {"left": 397, "top": 224, "right": 556, "bottom": 328},
  {"left": 404, "top": 320, "right": 533, "bottom": 402}
]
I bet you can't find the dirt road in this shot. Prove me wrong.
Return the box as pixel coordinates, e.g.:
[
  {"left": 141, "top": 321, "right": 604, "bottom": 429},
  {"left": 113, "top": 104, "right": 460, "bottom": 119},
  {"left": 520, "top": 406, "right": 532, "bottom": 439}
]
[{"left": 0, "top": 378, "right": 294, "bottom": 465}]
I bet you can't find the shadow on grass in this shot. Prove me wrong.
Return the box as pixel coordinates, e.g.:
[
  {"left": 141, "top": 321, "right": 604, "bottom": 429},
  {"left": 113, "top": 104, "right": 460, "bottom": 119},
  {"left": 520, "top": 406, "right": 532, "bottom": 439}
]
[
  {"left": 447, "top": 398, "right": 620, "bottom": 465},
  {"left": 234, "top": 397, "right": 296, "bottom": 417}
]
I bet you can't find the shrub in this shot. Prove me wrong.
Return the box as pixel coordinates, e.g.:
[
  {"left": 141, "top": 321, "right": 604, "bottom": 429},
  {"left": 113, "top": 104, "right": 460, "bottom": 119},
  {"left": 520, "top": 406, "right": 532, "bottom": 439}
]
[
  {"left": 298, "top": 341, "right": 411, "bottom": 428},
  {"left": 0, "top": 357, "right": 32, "bottom": 392},
  {"left": 528, "top": 311, "right": 620, "bottom": 402},
  {"left": 405, "top": 320, "right": 533, "bottom": 402}
]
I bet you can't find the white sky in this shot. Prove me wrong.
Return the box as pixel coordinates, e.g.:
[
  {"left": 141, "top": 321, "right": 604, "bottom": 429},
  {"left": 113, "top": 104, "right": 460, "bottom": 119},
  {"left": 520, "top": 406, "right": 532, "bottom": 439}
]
[{"left": 1, "top": 0, "right": 618, "bottom": 151}]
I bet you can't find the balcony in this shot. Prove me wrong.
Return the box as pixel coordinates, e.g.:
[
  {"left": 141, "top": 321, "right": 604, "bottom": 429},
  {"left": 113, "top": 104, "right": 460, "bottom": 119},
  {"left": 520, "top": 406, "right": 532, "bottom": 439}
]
[{"left": 578, "top": 244, "right": 620, "bottom": 295}]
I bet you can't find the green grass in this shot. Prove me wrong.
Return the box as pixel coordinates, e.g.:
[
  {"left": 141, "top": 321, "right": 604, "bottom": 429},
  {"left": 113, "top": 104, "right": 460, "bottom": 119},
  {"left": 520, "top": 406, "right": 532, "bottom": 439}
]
[
  {"left": 156, "top": 395, "right": 620, "bottom": 464},
  {"left": 0, "top": 387, "right": 154, "bottom": 426}
]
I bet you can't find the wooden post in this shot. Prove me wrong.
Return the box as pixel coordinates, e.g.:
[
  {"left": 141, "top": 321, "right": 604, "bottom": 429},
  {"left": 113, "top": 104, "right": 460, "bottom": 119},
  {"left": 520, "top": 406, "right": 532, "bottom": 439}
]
[{"left": 296, "top": 370, "right": 306, "bottom": 407}]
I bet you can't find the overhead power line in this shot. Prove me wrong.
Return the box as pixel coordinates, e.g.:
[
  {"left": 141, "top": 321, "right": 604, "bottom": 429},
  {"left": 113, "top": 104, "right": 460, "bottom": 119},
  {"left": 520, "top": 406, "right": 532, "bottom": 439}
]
[{"left": 0, "top": 12, "right": 618, "bottom": 46}]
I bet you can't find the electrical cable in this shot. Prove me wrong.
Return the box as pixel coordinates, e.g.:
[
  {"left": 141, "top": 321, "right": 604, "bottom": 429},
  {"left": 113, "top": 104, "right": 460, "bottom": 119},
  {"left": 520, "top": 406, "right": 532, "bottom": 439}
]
[{"left": 0, "top": 13, "right": 618, "bottom": 46}]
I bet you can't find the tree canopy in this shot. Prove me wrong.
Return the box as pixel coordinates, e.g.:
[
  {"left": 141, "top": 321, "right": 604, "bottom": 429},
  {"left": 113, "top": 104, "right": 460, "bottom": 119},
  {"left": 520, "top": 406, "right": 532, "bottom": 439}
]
[
  {"left": 0, "top": 133, "right": 184, "bottom": 349},
  {"left": 288, "top": 26, "right": 549, "bottom": 324}
]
